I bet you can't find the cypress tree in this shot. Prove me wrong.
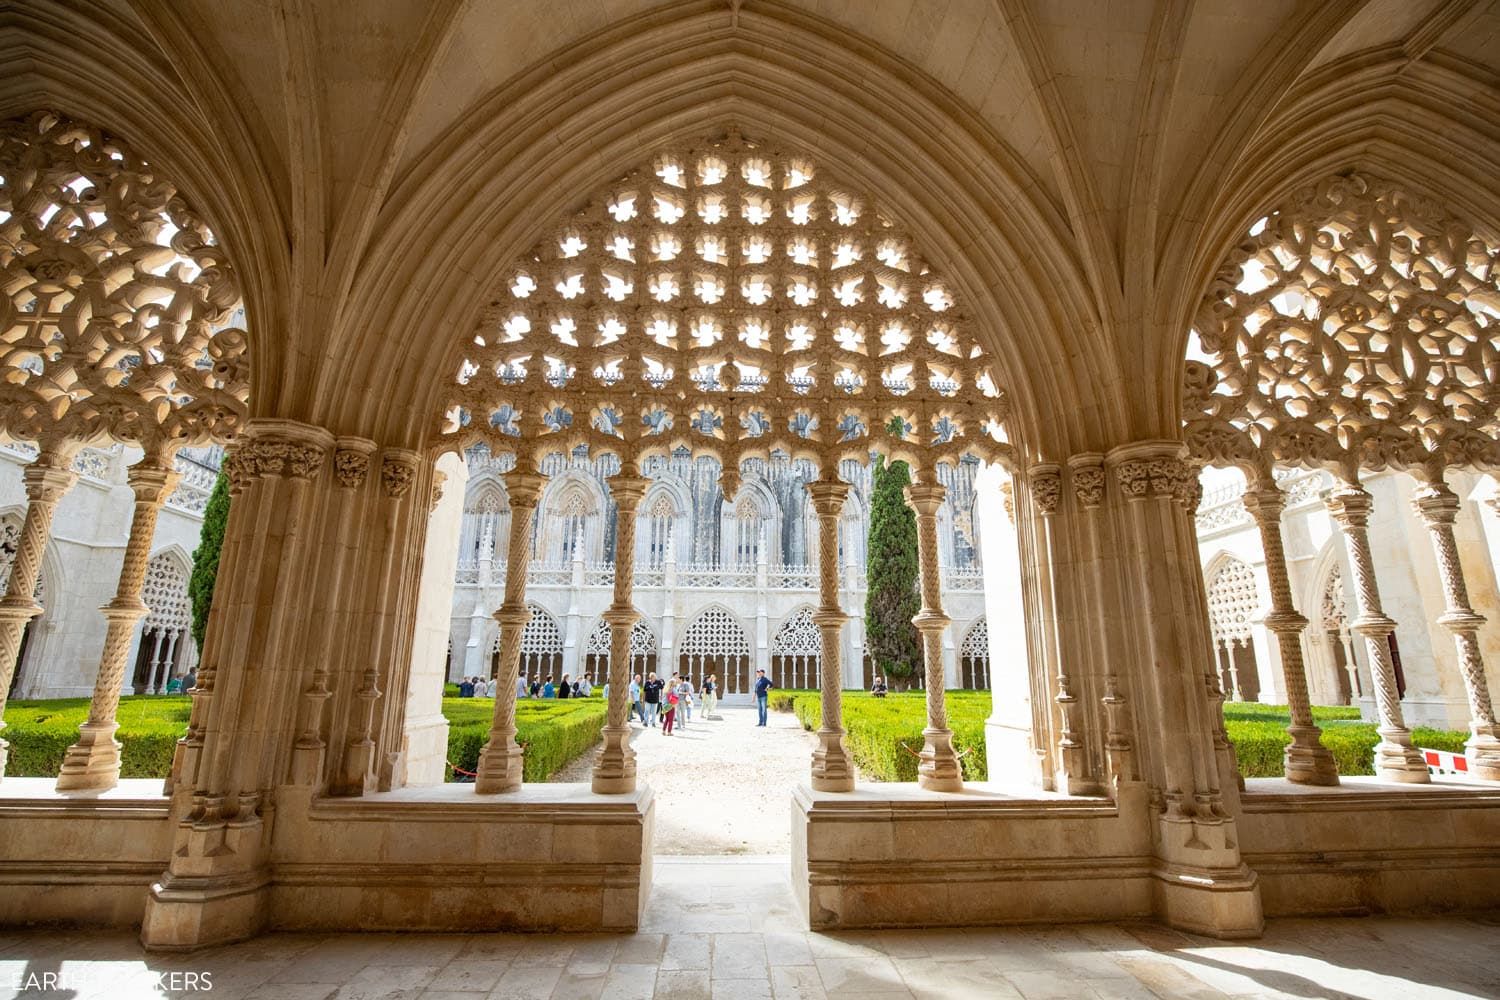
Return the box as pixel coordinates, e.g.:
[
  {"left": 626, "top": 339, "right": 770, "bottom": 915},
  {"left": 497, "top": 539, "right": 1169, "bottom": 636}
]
[
  {"left": 864, "top": 449, "right": 922, "bottom": 688},
  {"left": 189, "top": 471, "right": 230, "bottom": 651}
]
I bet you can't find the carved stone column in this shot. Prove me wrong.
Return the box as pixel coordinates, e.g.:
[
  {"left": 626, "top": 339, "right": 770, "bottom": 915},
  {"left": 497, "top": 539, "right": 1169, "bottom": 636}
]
[
  {"left": 1030, "top": 463, "right": 1092, "bottom": 791},
  {"left": 1411, "top": 479, "right": 1500, "bottom": 780},
  {"left": 807, "top": 478, "right": 854, "bottom": 792},
  {"left": 1323, "top": 484, "right": 1429, "bottom": 782},
  {"left": 475, "top": 465, "right": 545, "bottom": 793},
  {"left": 0, "top": 447, "right": 78, "bottom": 779},
  {"left": 1241, "top": 482, "right": 1339, "bottom": 785},
  {"left": 593, "top": 474, "right": 647, "bottom": 793},
  {"left": 57, "top": 458, "right": 180, "bottom": 790},
  {"left": 905, "top": 479, "right": 962, "bottom": 791}
]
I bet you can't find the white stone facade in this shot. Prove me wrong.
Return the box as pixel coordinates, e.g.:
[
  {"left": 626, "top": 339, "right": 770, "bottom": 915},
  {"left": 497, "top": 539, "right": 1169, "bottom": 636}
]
[{"left": 0, "top": 442, "right": 220, "bottom": 700}]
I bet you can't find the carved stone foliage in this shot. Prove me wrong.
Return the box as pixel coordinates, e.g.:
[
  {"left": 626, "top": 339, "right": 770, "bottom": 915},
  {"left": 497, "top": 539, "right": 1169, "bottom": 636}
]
[
  {"left": 0, "top": 111, "right": 249, "bottom": 450},
  {"left": 1184, "top": 172, "right": 1500, "bottom": 474},
  {"left": 439, "top": 129, "right": 1011, "bottom": 476}
]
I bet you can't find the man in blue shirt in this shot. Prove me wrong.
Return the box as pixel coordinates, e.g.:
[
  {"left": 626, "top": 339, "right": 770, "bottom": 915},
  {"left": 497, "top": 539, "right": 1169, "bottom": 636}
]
[{"left": 753, "top": 669, "right": 773, "bottom": 726}]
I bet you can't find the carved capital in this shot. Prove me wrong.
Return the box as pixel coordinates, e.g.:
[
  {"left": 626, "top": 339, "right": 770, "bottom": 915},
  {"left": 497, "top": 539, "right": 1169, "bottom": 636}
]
[
  {"left": 1322, "top": 484, "right": 1373, "bottom": 528},
  {"left": 381, "top": 450, "right": 420, "bottom": 499},
  {"left": 21, "top": 462, "right": 78, "bottom": 504},
  {"left": 125, "top": 462, "right": 180, "bottom": 505},
  {"left": 1028, "top": 464, "right": 1061, "bottom": 516},
  {"left": 1000, "top": 480, "right": 1015, "bottom": 525},
  {"left": 1411, "top": 481, "right": 1460, "bottom": 526},
  {"left": 1240, "top": 485, "right": 1286, "bottom": 523},
  {"left": 504, "top": 471, "right": 546, "bottom": 511},
  {"left": 903, "top": 481, "right": 946, "bottom": 516},
  {"left": 805, "top": 478, "right": 851, "bottom": 517},
  {"left": 430, "top": 470, "right": 448, "bottom": 513},
  {"left": 334, "top": 438, "right": 376, "bottom": 489},
  {"left": 609, "top": 474, "right": 652, "bottom": 512},
  {"left": 1067, "top": 454, "right": 1105, "bottom": 510}
]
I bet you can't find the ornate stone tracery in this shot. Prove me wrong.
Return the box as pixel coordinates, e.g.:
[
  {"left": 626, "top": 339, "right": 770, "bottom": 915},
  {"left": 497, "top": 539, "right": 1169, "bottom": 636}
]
[
  {"left": 1205, "top": 556, "right": 1258, "bottom": 649},
  {"left": 1184, "top": 172, "right": 1500, "bottom": 475},
  {"left": 0, "top": 110, "right": 250, "bottom": 450},
  {"left": 438, "top": 129, "right": 1011, "bottom": 478}
]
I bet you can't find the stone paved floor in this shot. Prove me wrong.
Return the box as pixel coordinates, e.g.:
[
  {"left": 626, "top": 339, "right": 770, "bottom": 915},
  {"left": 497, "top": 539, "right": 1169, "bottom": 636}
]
[
  {"left": 553, "top": 704, "right": 818, "bottom": 855},
  {"left": 2, "top": 859, "right": 1498, "bottom": 999}
]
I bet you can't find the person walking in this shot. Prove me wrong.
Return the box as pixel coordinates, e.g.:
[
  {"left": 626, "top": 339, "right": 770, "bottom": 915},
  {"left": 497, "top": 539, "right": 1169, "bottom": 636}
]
[
  {"left": 557, "top": 673, "right": 572, "bottom": 699},
  {"left": 529, "top": 676, "right": 542, "bottom": 698},
  {"left": 542, "top": 676, "right": 556, "bottom": 698},
  {"left": 643, "top": 672, "right": 663, "bottom": 726},
  {"left": 661, "top": 674, "right": 679, "bottom": 735},
  {"left": 630, "top": 673, "right": 643, "bottom": 724},
  {"left": 458, "top": 676, "right": 475, "bottom": 698},
  {"left": 485, "top": 675, "right": 497, "bottom": 698},
  {"left": 580, "top": 673, "right": 594, "bottom": 697},
  {"left": 754, "top": 668, "right": 773, "bottom": 726},
  {"left": 675, "top": 676, "right": 694, "bottom": 729},
  {"left": 517, "top": 672, "right": 529, "bottom": 700},
  {"left": 702, "top": 673, "right": 717, "bottom": 720}
]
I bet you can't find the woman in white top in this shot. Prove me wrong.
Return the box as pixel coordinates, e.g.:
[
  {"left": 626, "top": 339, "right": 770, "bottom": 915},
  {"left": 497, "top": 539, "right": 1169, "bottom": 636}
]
[
  {"left": 675, "top": 677, "right": 694, "bottom": 728},
  {"left": 485, "top": 676, "right": 497, "bottom": 698}
]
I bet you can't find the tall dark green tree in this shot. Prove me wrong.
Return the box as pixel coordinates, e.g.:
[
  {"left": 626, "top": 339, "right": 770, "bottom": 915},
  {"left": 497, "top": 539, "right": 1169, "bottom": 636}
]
[
  {"left": 864, "top": 441, "right": 922, "bottom": 688},
  {"left": 188, "top": 471, "right": 230, "bottom": 651}
]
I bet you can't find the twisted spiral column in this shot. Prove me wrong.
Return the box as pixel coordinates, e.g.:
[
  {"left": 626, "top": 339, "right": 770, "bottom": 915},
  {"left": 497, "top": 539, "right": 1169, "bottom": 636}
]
[
  {"left": 1412, "top": 480, "right": 1500, "bottom": 780},
  {"left": 593, "top": 474, "right": 648, "bottom": 793},
  {"left": 905, "top": 480, "right": 962, "bottom": 791},
  {"left": 475, "top": 468, "right": 545, "bottom": 793},
  {"left": 0, "top": 451, "right": 78, "bottom": 779},
  {"left": 807, "top": 478, "right": 854, "bottom": 791},
  {"left": 1323, "top": 484, "right": 1429, "bottom": 782},
  {"left": 1241, "top": 483, "right": 1339, "bottom": 785},
  {"left": 56, "top": 460, "right": 180, "bottom": 790}
]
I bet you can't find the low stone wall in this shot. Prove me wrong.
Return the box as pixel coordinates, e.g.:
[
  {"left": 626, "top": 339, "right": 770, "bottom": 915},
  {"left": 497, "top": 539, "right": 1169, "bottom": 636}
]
[
  {"left": 1238, "top": 777, "right": 1500, "bottom": 917},
  {"left": 0, "top": 781, "right": 653, "bottom": 941}
]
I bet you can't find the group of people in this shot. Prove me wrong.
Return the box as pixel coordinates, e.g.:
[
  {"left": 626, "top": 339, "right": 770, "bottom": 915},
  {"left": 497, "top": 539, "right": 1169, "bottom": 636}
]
[
  {"left": 454, "top": 672, "right": 596, "bottom": 699},
  {"left": 627, "top": 671, "right": 710, "bottom": 735}
]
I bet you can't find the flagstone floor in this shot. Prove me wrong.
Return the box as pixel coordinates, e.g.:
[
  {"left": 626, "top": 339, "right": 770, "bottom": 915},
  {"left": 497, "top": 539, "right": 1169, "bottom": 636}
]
[{"left": 3, "top": 857, "right": 1498, "bottom": 999}]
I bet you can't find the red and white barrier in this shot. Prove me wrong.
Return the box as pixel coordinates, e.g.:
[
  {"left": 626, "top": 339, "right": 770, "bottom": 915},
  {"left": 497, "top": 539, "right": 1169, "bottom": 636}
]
[{"left": 1421, "top": 747, "right": 1469, "bottom": 776}]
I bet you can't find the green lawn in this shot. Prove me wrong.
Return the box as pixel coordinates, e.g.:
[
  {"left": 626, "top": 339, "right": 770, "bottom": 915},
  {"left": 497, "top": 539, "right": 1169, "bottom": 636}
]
[
  {"left": 771, "top": 690, "right": 1470, "bottom": 782},
  {"left": 1, "top": 693, "right": 606, "bottom": 783}
]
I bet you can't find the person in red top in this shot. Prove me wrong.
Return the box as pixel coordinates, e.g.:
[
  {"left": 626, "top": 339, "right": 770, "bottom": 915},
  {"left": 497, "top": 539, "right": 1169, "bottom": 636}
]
[{"left": 661, "top": 673, "right": 680, "bottom": 735}]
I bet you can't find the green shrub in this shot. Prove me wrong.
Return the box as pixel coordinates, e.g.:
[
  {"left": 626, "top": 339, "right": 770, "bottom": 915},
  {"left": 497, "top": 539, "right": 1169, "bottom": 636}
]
[
  {"left": 189, "top": 472, "right": 230, "bottom": 651},
  {"left": 2, "top": 696, "right": 191, "bottom": 778},
  {"left": 4, "top": 694, "right": 604, "bottom": 785},
  {"left": 444, "top": 697, "right": 606, "bottom": 783}
]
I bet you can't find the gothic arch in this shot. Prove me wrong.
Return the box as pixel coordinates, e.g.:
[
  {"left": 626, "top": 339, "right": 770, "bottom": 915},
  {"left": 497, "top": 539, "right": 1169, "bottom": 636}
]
[
  {"left": 1304, "top": 539, "right": 1361, "bottom": 707},
  {"left": 333, "top": 10, "right": 1114, "bottom": 453},
  {"left": 770, "top": 605, "right": 821, "bottom": 690},
  {"left": 959, "top": 617, "right": 991, "bottom": 690},
  {"left": 678, "top": 604, "right": 752, "bottom": 696},
  {"left": 1, "top": 505, "right": 60, "bottom": 699},
  {"left": 1203, "top": 553, "right": 1262, "bottom": 703}
]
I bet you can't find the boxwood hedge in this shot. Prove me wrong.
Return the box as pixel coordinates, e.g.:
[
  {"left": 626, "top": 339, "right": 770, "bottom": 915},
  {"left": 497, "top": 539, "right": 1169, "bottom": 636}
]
[
  {"left": 771, "top": 690, "right": 1470, "bottom": 782},
  {"left": 3, "top": 693, "right": 606, "bottom": 784}
]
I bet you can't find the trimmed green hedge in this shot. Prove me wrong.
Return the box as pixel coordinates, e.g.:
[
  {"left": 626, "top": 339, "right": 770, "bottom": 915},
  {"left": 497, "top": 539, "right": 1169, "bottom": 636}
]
[
  {"left": 442, "top": 696, "right": 606, "bottom": 783},
  {"left": 2, "top": 696, "right": 192, "bottom": 778},
  {"left": 771, "top": 691, "right": 1471, "bottom": 782},
  {"left": 3, "top": 694, "right": 606, "bottom": 784}
]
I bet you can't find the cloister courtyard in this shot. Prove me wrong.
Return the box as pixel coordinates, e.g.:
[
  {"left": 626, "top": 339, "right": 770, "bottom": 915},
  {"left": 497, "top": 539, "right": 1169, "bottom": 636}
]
[{"left": 4, "top": 0, "right": 1500, "bottom": 997}]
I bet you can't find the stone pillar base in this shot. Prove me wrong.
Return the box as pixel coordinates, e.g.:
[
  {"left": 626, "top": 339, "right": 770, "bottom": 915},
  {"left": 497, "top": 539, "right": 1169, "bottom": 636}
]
[
  {"left": 1152, "top": 867, "right": 1264, "bottom": 939},
  {"left": 917, "top": 727, "right": 962, "bottom": 792},
  {"left": 810, "top": 729, "right": 854, "bottom": 792},
  {"left": 140, "top": 873, "right": 270, "bottom": 951},
  {"left": 1466, "top": 737, "right": 1500, "bottom": 781},
  {"left": 474, "top": 739, "right": 524, "bottom": 794},
  {"left": 55, "top": 723, "right": 123, "bottom": 791},
  {"left": 591, "top": 725, "right": 638, "bottom": 794},
  {"left": 1283, "top": 731, "right": 1340, "bottom": 787},
  {"left": 1374, "top": 737, "right": 1431, "bottom": 783}
]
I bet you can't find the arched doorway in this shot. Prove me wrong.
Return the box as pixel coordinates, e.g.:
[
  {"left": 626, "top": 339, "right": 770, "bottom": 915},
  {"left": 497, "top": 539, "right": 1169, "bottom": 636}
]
[
  {"left": 679, "top": 607, "right": 752, "bottom": 699},
  {"left": 132, "top": 551, "right": 194, "bottom": 693},
  {"left": 770, "top": 606, "right": 820, "bottom": 689},
  {"left": 584, "top": 614, "right": 657, "bottom": 685},
  {"left": 1204, "top": 555, "right": 1261, "bottom": 702},
  {"left": 493, "top": 602, "right": 564, "bottom": 685},
  {"left": 959, "top": 617, "right": 991, "bottom": 690}
]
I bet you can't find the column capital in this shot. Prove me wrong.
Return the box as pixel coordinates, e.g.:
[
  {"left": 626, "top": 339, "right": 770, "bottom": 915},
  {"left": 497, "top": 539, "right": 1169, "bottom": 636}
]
[
  {"left": 380, "top": 449, "right": 421, "bottom": 498},
  {"left": 503, "top": 469, "right": 546, "bottom": 508},
  {"left": 1027, "top": 463, "right": 1061, "bottom": 516},
  {"left": 333, "top": 437, "right": 377, "bottom": 489},
  {"left": 608, "top": 474, "right": 651, "bottom": 509},
  {"left": 1411, "top": 481, "right": 1460, "bottom": 524},
  {"left": 125, "top": 461, "right": 181, "bottom": 504},
  {"left": 1240, "top": 484, "right": 1286, "bottom": 522},
  {"left": 903, "top": 481, "right": 946, "bottom": 514},
  {"left": 805, "top": 478, "right": 850, "bottom": 515},
  {"left": 21, "top": 462, "right": 78, "bottom": 503},
  {"left": 1066, "top": 453, "right": 1106, "bottom": 509},
  {"left": 1322, "top": 484, "right": 1372, "bottom": 527}
]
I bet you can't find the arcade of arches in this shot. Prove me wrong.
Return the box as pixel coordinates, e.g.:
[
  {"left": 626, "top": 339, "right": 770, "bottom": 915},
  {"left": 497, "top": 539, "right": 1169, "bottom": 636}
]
[{"left": 1, "top": 0, "right": 1499, "bottom": 961}]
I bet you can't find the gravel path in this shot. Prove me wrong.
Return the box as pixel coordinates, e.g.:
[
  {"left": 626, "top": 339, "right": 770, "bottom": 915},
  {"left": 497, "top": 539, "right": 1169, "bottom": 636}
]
[{"left": 552, "top": 702, "right": 821, "bottom": 855}]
